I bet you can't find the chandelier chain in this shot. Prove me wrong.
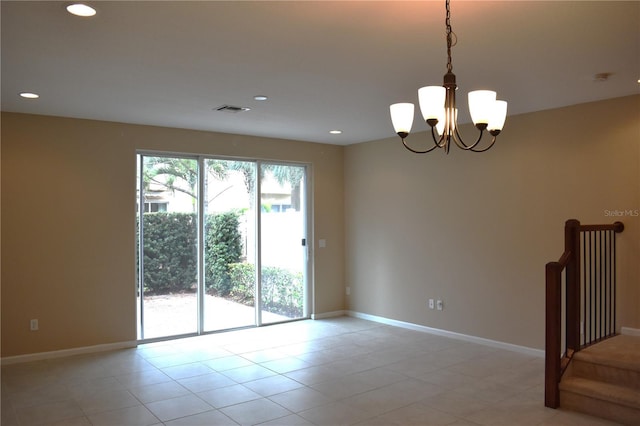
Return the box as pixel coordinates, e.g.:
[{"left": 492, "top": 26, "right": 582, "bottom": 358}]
[{"left": 445, "top": 0, "right": 453, "bottom": 73}]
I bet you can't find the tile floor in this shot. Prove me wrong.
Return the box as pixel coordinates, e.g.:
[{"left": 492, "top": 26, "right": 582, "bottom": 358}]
[{"left": 1, "top": 317, "right": 621, "bottom": 425}]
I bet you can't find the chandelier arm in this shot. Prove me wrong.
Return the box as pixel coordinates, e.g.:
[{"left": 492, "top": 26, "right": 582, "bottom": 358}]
[
  {"left": 469, "top": 135, "right": 498, "bottom": 152},
  {"left": 430, "top": 126, "right": 449, "bottom": 148},
  {"left": 401, "top": 137, "right": 440, "bottom": 154},
  {"left": 450, "top": 125, "right": 485, "bottom": 150}
]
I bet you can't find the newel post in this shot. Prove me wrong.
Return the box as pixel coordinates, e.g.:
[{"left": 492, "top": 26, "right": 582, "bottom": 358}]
[
  {"left": 545, "top": 261, "right": 562, "bottom": 408},
  {"left": 565, "top": 219, "right": 581, "bottom": 352}
]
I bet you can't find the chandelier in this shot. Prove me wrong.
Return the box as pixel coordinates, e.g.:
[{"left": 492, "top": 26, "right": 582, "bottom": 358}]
[{"left": 390, "top": 0, "right": 507, "bottom": 154}]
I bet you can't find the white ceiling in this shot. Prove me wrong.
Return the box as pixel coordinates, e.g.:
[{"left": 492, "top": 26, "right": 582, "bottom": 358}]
[{"left": 2, "top": 1, "right": 639, "bottom": 145}]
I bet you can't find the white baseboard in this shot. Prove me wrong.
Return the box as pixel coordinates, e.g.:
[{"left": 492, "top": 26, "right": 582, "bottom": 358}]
[
  {"left": 1, "top": 341, "right": 138, "bottom": 366},
  {"left": 621, "top": 326, "right": 640, "bottom": 336},
  {"left": 347, "top": 310, "right": 544, "bottom": 358},
  {"left": 311, "top": 310, "right": 345, "bottom": 320},
  {"left": 3, "top": 311, "right": 556, "bottom": 364}
]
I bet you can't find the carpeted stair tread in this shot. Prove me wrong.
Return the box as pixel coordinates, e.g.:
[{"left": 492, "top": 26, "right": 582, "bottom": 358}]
[
  {"left": 574, "top": 335, "right": 640, "bottom": 373},
  {"left": 560, "top": 376, "right": 640, "bottom": 409},
  {"left": 558, "top": 335, "right": 640, "bottom": 424}
]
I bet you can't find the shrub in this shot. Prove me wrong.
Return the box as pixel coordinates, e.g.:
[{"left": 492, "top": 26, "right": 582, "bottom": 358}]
[
  {"left": 204, "top": 211, "right": 243, "bottom": 296},
  {"left": 140, "top": 212, "right": 197, "bottom": 294},
  {"left": 262, "top": 266, "right": 304, "bottom": 317},
  {"left": 227, "top": 263, "right": 303, "bottom": 317},
  {"left": 228, "top": 263, "right": 255, "bottom": 305},
  {"left": 140, "top": 211, "right": 303, "bottom": 319},
  {"left": 140, "top": 211, "right": 244, "bottom": 296}
]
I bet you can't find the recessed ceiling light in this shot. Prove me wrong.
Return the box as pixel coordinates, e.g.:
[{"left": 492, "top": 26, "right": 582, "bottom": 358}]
[
  {"left": 329, "top": 130, "right": 342, "bottom": 135},
  {"left": 253, "top": 95, "right": 268, "bottom": 101},
  {"left": 215, "top": 104, "right": 250, "bottom": 113},
  {"left": 19, "top": 92, "right": 40, "bottom": 99},
  {"left": 66, "top": 3, "right": 97, "bottom": 17}
]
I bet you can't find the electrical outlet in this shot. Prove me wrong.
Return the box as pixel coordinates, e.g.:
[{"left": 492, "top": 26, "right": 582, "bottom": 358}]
[
  {"left": 436, "top": 300, "right": 444, "bottom": 311},
  {"left": 346, "top": 286, "right": 351, "bottom": 296},
  {"left": 428, "top": 299, "right": 435, "bottom": 309},
  {"left": 30, "top": 319, "right": 39, "bottom": 331}
]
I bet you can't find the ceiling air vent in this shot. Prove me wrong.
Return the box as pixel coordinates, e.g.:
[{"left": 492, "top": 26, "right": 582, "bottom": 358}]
[{"left": 215, "top": 104, "right": 251, "bottom": 113}]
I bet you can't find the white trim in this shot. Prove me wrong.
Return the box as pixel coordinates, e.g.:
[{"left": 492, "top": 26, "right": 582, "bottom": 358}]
[
  {"left": 1, "top": 341, "right": 137, "bottom": 366},
  {"left": 621, "top": 327, "right": 640, "bottom": 336},
  {"left": 347, "top": 310, "right": 544, "bottom": 358},
  {"left": 311, "top": 310, "right": 345, "bottom": 320}
]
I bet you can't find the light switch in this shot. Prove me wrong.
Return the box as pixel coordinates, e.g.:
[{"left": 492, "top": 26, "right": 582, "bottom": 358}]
[{"left": 319, "top": 239, "right": 326, "bottom": 248}]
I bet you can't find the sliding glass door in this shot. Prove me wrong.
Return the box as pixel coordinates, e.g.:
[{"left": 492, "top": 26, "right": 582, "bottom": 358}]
[
  {"left": 202, "top": 159, "right": 257, "bottom": 332},
  {"left": 260, "top": 164, "right": 308, "bottom": 324},
  {"left": 137, "top": 155, "right": 199, "bottom": 339},
  {"left": 137, "top": 155, "right": 308, "bottom": 340}
]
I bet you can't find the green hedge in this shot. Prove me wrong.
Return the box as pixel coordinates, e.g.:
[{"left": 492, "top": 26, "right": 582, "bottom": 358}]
[
  {"left": 140, "top": 212, "right": 303, "bottom": 319},
  {"left": 141, "top": 213, "right": 198, "bottom": 294},
  {"left": 204, "top": 212, "right": 243, "bottom": 296},
  {"left": 140, "top": 211, "right": 242, "bottom": 295},
  {"left": 261, "top": 265, "right": 304, "bottom": 317},
  {"left": 228, "top": 263, "right": 303, "bottom": 317}
]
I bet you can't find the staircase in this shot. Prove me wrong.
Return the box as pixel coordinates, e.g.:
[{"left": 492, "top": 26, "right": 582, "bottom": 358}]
[
  {"left": 545, "top": 219, "right": 626, "bottom": 410},
  {"left": 559, "top": 334, "right": 640, "bottom": 425}
]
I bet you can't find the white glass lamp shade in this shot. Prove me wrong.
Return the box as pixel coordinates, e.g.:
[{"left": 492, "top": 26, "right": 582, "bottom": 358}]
[
  {"left": 390, "top": 103, "right": 415, "bottom": 134},
  {"left": 468, "top": 90, "right": 496, "bottom": 125},
  {"left": 487, "top": 100, "right": 508, "bottom": 131},
  {"left": 66, "top": 3, "right": 97, "bottom": 17},
  {"left": 418, "top": 86, "right": 446, "bottom": 121}
]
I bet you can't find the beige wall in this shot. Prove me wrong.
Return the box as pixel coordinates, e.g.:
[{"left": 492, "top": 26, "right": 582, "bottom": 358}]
[
  {"left": 2, "top": 96, "right": 638, "bottom": 358},
  {"left": 1, "top": 113, "right": 345, "bottom": 357},
  {"left": 344, "top": 95, "right": 640, "bottom": 350}
]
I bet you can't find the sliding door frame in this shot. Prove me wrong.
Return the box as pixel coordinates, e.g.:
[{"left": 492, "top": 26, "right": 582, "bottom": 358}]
[
  {"left": 257, "top": 160, "right": 311, "bottom": 324},
  {"left": 137, "top": 151, "right": 312, "bottom": 342}
]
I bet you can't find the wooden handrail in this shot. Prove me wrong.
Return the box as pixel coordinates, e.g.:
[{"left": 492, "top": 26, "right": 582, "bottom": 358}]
[
  {"left": 556, "top": 251, "right": 571, "bottom": 268},
  {"left": 577, "top": 222, "right": 624, "bottom": 233},
  {"left": 544, "top": 219, "right": 624, "bottom": 409}
]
